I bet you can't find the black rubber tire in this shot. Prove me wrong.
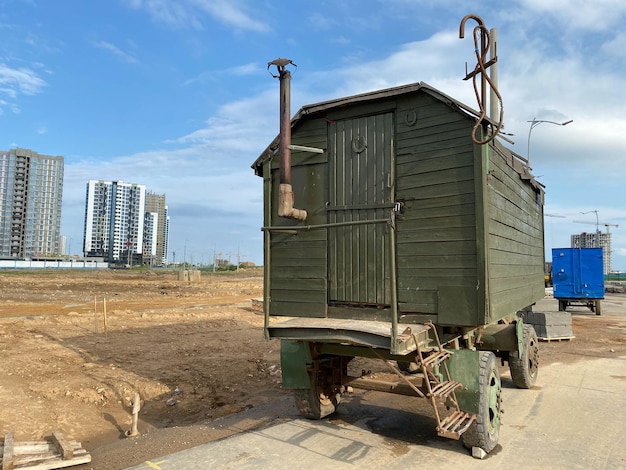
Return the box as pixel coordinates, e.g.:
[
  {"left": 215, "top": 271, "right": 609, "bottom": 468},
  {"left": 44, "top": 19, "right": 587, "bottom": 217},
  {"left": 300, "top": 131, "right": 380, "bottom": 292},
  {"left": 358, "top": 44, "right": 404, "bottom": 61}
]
[
  {"left": 463, "top": 351, "right": 502, "bottom": 454},
  {"left": 558, "top": 300, "right": 567, "bottom": 311},
  {"left": 509, "top": 324, "right": 539, "bottom": 389},
  {"left": 294, "top": 371, "right": 341, "bottom": 419}
]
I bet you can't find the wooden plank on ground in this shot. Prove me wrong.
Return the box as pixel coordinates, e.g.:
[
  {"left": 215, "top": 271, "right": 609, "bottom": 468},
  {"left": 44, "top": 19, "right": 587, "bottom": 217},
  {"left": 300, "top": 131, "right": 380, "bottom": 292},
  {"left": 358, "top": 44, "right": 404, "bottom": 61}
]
[
  {"left": 50, "top": 433, "right": 73, "bottom": 460},
  {"left": 2, "top": 432, "right": 14, "bottom": 470},
  {"left": 0, "top": 433, "right": 90, "bottom": 470}
]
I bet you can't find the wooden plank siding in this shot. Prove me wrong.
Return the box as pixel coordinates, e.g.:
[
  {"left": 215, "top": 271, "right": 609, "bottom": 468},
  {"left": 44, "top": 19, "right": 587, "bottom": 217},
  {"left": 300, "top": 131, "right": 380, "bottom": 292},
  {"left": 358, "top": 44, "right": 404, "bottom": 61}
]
[
  {"left": 260, "top": 84, "right": 545, "bottom": 327},
  {"left": 394, "top": 94, "right": 477, "bottom": 316},
  {"left": 327, "top": 112, "right": 394, "bottom": 306},
  {"left": 485, "top": 141, "right": 545, "bottom": 320},
  {"left": 267, "top": 118, "right": 329, "bottom": 318}
]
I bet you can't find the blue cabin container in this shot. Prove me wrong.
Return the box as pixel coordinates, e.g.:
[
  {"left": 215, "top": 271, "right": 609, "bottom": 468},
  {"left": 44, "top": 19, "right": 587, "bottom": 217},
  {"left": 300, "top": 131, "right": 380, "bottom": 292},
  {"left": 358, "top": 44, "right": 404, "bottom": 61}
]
[{"left": 552, "top": 247, "right": 604, "bottom": 314}]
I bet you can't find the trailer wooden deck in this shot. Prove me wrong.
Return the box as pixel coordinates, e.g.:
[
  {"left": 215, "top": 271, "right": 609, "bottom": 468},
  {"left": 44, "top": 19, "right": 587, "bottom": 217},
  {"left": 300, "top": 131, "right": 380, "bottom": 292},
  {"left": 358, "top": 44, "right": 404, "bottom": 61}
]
[{"left": 268, "top": 317, "right": 430, "bottom": 355}]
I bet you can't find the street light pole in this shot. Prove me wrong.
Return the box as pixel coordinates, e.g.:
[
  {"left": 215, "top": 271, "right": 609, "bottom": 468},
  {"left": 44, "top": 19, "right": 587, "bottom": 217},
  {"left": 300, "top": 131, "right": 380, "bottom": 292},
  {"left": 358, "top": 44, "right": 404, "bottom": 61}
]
[
  {"left": 527, "top": 118, "right": 573, "bottom": 164},
  {"left": 581, "top": 210, "right": 600, "bottom": 247}
]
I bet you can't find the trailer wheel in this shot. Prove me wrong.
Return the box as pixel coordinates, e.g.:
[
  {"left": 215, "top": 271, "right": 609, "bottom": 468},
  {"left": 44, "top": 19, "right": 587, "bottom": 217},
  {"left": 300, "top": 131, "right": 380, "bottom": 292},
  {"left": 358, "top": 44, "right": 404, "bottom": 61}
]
[
  {"left": 558, "top": 300, "right": 567, "bottom": 311},
  {"left": 294, "top": 372, "right": 341, "bottom": 420},
  {"left": 463, "top": 351, "right": 502, "bottom": 454},
  {"left": 509, "top": 324, "right": 539, "bottom": 389}
]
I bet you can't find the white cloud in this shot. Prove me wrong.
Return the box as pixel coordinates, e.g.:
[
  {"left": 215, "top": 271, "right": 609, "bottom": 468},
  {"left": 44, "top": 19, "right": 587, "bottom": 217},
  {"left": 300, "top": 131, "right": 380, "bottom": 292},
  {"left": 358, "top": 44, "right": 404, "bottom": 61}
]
[
  {"left": 124, "top": 0, "right": 270, "bottom": 32},
  {"left": 93, "top": 41, "right": 139, "bottom": 64},
  {"left": 601, "top": 32, "right": 626, "bottom": 59},
  {"left": 173, "top": 89, "right": 276, "bottom": 152},
  {"left": 521, "top": 0, "right": 626, "bottom": 31},
  {"left": 227, "top": 62, "right": 262, "bottom": 76},
  {"left": 180, "top": 62, "right": 260, "bottom": 87},
  {"left": 330, "top": 36, "right": 351, "bottom": 46},
  {"left": 308, "top": 12, "right": 337, "bottom": 31},
  {"left": 297, "top": 31, "right": 467, "bottom": 100},
  {"left": 191, "top": 0, "right": 270, "bottom": 32},
  {"left": 0, "top": 63, "right": 46, "bottom": 114},
  {"left": 0, "top": 64, "right": 47, "bottom": 96},
  {"left": 123, "top": 0, "right": 203, "bottom": 29}
]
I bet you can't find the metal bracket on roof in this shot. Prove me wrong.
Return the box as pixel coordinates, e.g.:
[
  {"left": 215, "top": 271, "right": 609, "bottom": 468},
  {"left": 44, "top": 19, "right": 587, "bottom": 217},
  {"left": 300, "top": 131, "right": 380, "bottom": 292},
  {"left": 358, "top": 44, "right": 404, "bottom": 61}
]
[{"left": 288, "top": 144, "right": 325, "bottom": 154}]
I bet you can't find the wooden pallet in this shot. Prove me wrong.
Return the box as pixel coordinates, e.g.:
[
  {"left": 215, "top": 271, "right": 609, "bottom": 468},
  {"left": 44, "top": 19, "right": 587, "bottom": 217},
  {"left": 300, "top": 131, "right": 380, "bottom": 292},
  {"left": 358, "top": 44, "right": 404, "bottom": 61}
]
[
  {"left": 539, "top": 336, "right": 575, "bottom": 342},
  {"left": 1, "top": 432, "right": 90, "bottom": 470}
]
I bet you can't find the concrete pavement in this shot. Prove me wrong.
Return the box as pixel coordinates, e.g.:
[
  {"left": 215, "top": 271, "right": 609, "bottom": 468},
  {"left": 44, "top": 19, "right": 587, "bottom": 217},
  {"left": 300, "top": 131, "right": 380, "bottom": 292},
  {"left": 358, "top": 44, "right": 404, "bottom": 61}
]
[
  {"left": 127, "top": 353, "right": 626, "bottom": 470},
  {"left": 126, "top": 293, "right": 626, "bottom": 469}
]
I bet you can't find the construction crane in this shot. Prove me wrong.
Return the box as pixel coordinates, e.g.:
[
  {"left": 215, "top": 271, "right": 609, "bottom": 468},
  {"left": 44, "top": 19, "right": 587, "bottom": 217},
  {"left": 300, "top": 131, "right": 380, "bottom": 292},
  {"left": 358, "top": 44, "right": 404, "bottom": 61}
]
[{"left": 573, "top": 220, "right": 619, "bottom": 234}]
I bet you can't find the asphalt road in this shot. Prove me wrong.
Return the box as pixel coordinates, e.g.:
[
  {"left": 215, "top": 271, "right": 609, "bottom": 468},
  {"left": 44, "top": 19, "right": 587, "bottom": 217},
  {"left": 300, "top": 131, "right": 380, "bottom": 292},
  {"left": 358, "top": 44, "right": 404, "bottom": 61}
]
[{"left": 127, "top": 294, "right": 626, "bottom": 470}]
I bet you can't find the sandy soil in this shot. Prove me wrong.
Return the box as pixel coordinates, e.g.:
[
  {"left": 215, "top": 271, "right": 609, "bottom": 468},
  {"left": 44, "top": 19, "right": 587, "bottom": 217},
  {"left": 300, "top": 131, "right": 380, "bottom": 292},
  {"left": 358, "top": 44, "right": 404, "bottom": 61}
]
[
  {"left": 0, "top": 269, "right": 624, "bottom": 470},
  {"left": 0, "top": 268, "right": 292, "bottom": 469}
]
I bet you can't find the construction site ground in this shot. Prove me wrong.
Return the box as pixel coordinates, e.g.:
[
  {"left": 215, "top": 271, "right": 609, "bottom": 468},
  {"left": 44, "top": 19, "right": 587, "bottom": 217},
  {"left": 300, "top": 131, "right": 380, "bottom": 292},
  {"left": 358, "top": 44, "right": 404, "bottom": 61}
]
[{"left": 0, "top": 269, "right": 625, "bottom": 469}]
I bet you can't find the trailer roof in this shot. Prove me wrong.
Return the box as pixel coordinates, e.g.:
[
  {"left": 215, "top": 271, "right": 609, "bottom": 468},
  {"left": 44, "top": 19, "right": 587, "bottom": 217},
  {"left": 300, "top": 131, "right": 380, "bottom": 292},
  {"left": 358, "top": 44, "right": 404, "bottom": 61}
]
[{"left": 252, "top": 81, "right": 543, "bottom": 193}]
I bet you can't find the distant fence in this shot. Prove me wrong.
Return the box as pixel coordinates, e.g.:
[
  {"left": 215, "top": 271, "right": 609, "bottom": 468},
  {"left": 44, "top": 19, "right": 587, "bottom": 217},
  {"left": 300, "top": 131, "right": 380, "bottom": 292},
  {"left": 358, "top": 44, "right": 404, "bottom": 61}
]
[
  {"left": 0, "top": 259, "right": 108, "bottom": 269},
  {"left": 606, "top": 273, "right": 626, "bottom": 282}
]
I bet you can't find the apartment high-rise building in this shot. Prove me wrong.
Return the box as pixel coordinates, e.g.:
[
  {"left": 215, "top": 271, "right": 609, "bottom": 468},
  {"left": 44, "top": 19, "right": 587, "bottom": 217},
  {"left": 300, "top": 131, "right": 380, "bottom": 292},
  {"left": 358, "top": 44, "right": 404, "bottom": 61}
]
[
  {"left": 144, "top": 192, "right": 170, "bottom": 265},
  {"left": 0, "top": 148, "right": 64, "bottom": 258},
  {"left": 143, "top": 210, "right": 158, "bottom": 262},
  {"left": 83, "top": 180, "right": 146, "bottom": 263},
  {"left": 571, "top": 231, "right": 612, "bottom": 274}
]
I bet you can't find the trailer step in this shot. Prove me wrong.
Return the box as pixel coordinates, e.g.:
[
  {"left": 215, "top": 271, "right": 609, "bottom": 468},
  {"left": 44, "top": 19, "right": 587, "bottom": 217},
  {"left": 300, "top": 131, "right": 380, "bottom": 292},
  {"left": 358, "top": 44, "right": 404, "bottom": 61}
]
[
  {"left": 437, "top": 411, "right": 476, "bottom": 440},
  {"left": 421, "top": 350, "right": 451, "bottom": 367},
  {"left": 414, "top": 321, "right": 476, "bottom": 441},
  {"left": 429, "top": 380, "right": 462, "bottom": 399}
]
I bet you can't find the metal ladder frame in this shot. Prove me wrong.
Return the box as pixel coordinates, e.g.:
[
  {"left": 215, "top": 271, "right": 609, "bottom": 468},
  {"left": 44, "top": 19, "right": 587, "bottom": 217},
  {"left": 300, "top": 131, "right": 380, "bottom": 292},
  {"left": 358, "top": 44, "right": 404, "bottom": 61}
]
[{"left": 414, "top": 321, "right": 475, "bottom": 440}]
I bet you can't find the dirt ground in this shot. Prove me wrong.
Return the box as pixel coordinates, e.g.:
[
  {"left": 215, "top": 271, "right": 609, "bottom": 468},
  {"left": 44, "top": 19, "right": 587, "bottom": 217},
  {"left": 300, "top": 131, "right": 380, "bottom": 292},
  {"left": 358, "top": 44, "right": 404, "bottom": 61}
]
[
  {"left": 0, "top": 268, "right": 291, "bottom": 469},
  {"left": 0, "top": 269, "right": 625, "bottom": 470}
]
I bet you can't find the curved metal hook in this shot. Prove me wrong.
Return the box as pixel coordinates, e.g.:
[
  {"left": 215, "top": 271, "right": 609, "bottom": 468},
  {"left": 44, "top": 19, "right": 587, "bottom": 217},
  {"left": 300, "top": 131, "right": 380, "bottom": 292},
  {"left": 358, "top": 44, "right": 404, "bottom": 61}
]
[
  {"left": 459, "top": 13, "right": 485, "bottom": 38},
  {"left": 459, "top": 14, "right": 504, "bottom": 146}
]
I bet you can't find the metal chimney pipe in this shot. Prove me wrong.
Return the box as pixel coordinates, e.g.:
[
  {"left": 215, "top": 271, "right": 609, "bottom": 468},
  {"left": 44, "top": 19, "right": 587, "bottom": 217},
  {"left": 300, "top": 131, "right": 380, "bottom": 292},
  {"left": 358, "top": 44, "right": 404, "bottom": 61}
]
[
  {"left": 268, "top": 58, "right": 307, "bottom": 221},
  {"left": 278, "top": 64, "right": 292, "bottom": 185}
]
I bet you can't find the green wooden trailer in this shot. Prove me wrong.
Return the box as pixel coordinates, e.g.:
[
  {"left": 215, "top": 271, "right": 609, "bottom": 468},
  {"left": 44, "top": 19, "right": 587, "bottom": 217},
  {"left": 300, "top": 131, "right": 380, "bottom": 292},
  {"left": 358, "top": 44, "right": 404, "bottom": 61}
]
[{"left": 252, "top": 80, "right": 543, "bottom": 454}]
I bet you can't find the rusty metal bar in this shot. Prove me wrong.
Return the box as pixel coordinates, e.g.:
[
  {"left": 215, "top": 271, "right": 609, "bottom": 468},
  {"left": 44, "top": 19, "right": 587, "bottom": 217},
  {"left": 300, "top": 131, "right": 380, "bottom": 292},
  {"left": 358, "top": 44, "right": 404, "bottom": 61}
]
[{"left": 261, "top": 218, "right": 391, "bottom": 232}]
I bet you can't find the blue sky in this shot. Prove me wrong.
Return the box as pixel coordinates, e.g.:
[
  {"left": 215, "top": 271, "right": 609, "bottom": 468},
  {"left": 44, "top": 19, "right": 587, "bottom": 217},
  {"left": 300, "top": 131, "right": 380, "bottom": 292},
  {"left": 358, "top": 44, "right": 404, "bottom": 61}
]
[{"left": 1, "top": 0, "right": 625, "bottom": 270}]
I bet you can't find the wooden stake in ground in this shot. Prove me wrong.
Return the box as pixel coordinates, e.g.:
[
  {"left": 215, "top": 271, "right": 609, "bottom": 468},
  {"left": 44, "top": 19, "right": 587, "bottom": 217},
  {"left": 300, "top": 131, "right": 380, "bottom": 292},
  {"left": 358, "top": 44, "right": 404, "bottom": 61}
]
[
  {"left": 103, "top": 297, "right": 108, "bottom": 337},
  {"left": 93, "top": 295, "right": 98, "bottom": 334},
  {"left": 125, "top": 392, "right": 141, "bottom": 437}
]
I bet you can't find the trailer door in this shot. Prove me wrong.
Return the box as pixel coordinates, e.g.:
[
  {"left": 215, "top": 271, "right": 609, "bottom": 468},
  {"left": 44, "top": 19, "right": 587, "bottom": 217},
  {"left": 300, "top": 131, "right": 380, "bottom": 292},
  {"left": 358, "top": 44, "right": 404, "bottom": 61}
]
[{"left": 327, "top": 112, "right": 394, "bottom": 306}]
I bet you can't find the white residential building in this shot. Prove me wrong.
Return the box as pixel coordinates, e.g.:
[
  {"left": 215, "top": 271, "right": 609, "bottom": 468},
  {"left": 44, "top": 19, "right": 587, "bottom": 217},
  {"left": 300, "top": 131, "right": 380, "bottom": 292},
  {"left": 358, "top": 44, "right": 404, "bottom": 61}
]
[
  {"left": 0, "top": 148, "right": 64, "bottom": 258},
  {"left": 83, "top": 180, "right": 146, "bottom": 263}
]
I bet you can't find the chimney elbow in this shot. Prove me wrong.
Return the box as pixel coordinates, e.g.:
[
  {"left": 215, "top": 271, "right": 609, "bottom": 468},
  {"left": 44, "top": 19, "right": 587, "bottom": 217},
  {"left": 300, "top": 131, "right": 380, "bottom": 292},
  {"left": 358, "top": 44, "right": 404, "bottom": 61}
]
[{"left": 278, "top": 184, "right": 307, "bottom": 221}]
